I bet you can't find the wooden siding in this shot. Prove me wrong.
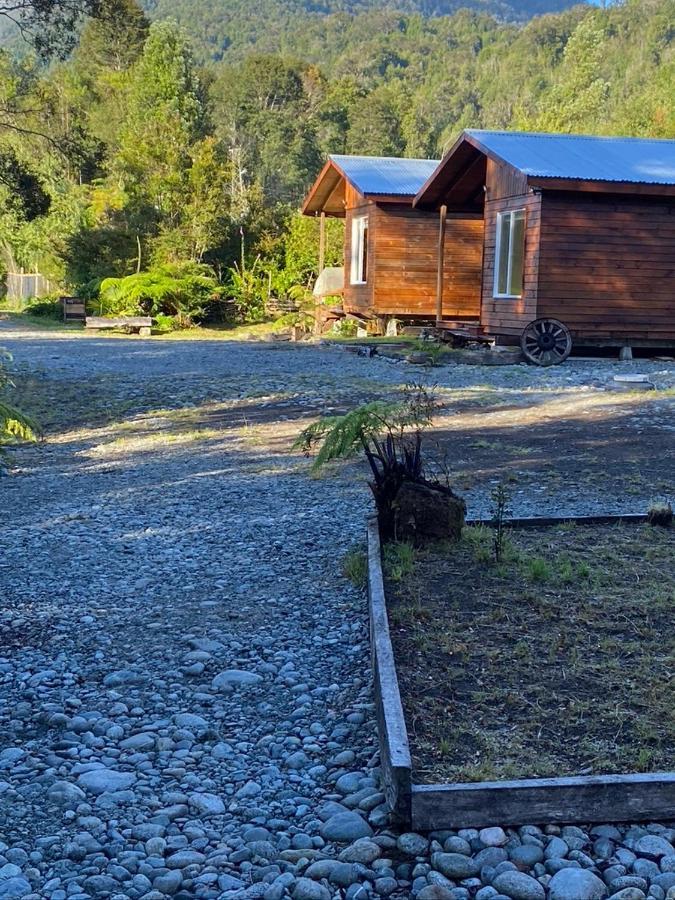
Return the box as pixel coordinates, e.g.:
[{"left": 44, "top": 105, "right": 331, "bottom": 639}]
[
  {"left": 481, "top": 193, "right": 541, "bottom": 338},
  {"left": 342, "top": 190, "right": 483, "bottom": 320},
  {"left": 537, "top": 194, "right": 675, "bottom": 341},
  {"left": 372, "top": 205, "right": 483, "bottom": 318},
  {"left": 486, "top": 158, "right": 528, "bottom": 203},
  {"left": 343, "top": 188, "right": 375, "bottom": 315}
]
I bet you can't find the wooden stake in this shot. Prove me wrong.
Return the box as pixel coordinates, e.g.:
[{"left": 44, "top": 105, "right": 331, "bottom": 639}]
[
  {"left": 318, "top": 211, "right": 326, "bottom": 273},
  {"left": 435, "top": 205, "right": 447, "bottom": 325}
]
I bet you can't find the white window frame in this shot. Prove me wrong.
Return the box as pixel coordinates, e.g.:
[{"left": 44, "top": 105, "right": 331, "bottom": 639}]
[
  {"left": 350, "top": 215, "right": 368, "bottom": 285},
  {"left": 493, "top": 208, "right": 526, "bottom": 299}
]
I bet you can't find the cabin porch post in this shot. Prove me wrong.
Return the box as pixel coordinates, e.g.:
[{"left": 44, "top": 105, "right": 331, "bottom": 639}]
[
  {"left": 435, "top": 205, "right": 447, "bottom": 326},
  {"left": 318, "top": 211, "right": 326, "bottom": 273}
]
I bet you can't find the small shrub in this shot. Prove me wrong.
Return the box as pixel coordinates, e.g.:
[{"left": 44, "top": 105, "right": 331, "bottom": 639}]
[
  {"left": 332, "top": 318, "right": 358, "bottom": 337},
  {"left": 490, "top": 481, "right": 511, "bottom": 563},
  {"left": 342, "top": 546, "right": 367, "bottom": 588},
  {"left": 227, "top": 259, "right": 268, "bottom": 323},
  {"left": 152, "top": 313, "right": 177, "bottom": 333},
  {"left": 22, "top": 296, "right": 63, "bottom": 320},
  {"left": 99, "top": 262, "right": 224, "bottom": 325},
  {"left": 294, "top": 384, "right": 464, "bottom": 544},
  {"left": 0, "top": 349, "right": 38, "bottom": 454}
]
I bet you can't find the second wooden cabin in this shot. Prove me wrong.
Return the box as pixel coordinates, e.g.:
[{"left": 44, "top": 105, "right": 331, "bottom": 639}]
[
  {"left": 302, "top": 154, "right": 484, "bottom": 329},
  {"left": 415, "top": 130, "right": 675, "bottom": 363}
]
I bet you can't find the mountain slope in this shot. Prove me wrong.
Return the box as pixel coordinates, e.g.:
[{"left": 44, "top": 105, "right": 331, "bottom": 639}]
[{"left": 143, "top": 0, "right": 592, "bottom": 62}]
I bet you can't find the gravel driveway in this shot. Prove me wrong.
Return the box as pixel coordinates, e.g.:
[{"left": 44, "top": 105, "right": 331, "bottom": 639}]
[{"left": 0, "top": 325, "right": 673, "bottom": 900}]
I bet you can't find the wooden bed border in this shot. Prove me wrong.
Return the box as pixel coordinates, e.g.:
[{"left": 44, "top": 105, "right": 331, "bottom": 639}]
[
  {"left": 367, "top": 512, "right": 675, "bottom": 829},
  {"left": 368, "top": 517, "right": 412, "bottom": 821}
]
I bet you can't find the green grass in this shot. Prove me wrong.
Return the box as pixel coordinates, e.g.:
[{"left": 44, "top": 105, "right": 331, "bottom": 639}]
[
  {"left": 342, "top": 546, "right": 367, "bottom": 589},
  {"left": 388, "top": 522, "right": 675, "bottom": 783},
  {"left": 0, "top": 311, "right": 80, "bottom": 331},
  {"left": 383, "top": 541, "right": 416, "bottom": 582}
]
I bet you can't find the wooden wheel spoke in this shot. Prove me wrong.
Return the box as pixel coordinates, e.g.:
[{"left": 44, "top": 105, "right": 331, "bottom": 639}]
[{"left": 520, "top": 318, "right": 572, "bottom": 367}]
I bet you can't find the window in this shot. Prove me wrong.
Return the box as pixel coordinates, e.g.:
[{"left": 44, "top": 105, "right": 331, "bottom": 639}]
[
  {"left": 494, "top": 209, "right": 525, "bottom": 298},
  {"left": 350, "top": 215, "right": 368, "bottom": 284}
]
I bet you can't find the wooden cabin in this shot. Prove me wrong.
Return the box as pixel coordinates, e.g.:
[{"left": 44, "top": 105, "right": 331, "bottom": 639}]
[
  {"left": 302, "top": 154, "right": 484, "bottom": 328},
  {"left": 415, "top": 130, "right": 675, "bottom": 363}
]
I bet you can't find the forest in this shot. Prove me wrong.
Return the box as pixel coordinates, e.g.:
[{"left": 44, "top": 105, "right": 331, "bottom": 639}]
[{"left": 0, "top": 0, "right": 673, "bottom": 327}]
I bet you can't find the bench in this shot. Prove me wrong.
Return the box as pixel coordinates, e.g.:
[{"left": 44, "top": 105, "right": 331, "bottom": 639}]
[{"left": 85, "top": 316, "right": 152, "bottom": 336}]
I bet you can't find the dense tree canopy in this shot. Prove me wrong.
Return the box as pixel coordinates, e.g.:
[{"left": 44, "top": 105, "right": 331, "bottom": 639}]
[{"left": 0, "top": 0, "right": 672, "bottom": 322}]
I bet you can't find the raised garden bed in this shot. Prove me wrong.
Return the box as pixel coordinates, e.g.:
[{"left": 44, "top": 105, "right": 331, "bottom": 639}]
[{"left": 368, "top": 516, "right": 675, "bottom": 828}]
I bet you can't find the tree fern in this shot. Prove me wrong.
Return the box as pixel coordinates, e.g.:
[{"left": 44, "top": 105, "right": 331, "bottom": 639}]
[
  {"left": 99, "top": 262, "right": 223, "bottom": 323},
  {"left": 0, "top": 350, "right": 38, "bottom": 455},
  {"left": 0, "top": 401, "right": 38, "bottom": 444},
  {"left": 294, "top": 384, "right": 437, "bottom": 471}
]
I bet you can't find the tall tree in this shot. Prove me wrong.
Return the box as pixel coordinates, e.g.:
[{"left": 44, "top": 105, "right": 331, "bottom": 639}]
[
  {"left": 524, "top": 14, "right": 610, "bottom": 132},
  {"left": 112, "top": 20, "right": 207, "bottom": 240},
  {"left": 76, "top": 0, "right": 148, "bottom": 74}
]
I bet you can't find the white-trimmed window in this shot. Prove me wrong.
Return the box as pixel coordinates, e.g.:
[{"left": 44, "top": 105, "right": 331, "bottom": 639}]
[
  {"left": 350, "top": 215, "right": 368, "bottom": 285},
  {"left": 494, "top": 209, "right": 526, "bottom": 298}
]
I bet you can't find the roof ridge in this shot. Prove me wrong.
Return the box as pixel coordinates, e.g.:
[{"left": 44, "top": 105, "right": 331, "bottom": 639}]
[
  {"left": 330, "top": 153, "right": 440, "bottom": 163},
  {"left": 465, "top": 128, "right": 675, "bottom": 145}
]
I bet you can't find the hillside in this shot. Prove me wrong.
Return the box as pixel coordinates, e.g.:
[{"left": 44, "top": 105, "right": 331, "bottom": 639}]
[{"left": 143, "top": 0, "right": 593, "bottom": 62}]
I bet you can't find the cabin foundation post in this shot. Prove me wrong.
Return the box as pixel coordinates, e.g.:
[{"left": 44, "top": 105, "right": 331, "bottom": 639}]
[
  {"left": 318, "top": 212, "right": 326, "bottom": 274},
  {"left": 619, "top": 346, "right": 633, "bottom": 361},
  {"left": 435, "top": 205, "right": 447, "bottom": 326}
]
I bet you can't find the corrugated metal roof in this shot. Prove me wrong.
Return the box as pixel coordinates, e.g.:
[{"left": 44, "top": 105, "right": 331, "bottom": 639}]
[
  {"left": 330, "top": 154, "right": 439, "bottom": 196},
  {"left": 466, "top": 130, "right": 675, "bottom": 185}
]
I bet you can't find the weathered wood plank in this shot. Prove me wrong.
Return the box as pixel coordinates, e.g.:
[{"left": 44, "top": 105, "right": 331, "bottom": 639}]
[
  {"left": 367, "top": 517, "right": 412, "bottom": 824},
  {"left": 466, "top": 513, "right": 648, "bottom": 528},
  {"left": 86, "top": 316, "right": 152, "bottom": 329},
  {"left": 412, "top": 774, "right": 675, "bottom": 830}
]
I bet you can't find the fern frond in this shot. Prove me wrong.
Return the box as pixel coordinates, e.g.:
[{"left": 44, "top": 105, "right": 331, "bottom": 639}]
[
  {"left": 295, "top": 401, "right": 399, "bottom": 470},
  {"left": 0, "top": 400, "right": 38, "bottom": 444}
]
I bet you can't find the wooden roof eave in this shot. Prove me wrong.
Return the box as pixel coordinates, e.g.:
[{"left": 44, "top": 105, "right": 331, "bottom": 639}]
[
  {"left": 303, "top": 158, "right": 421, "bottom": 216},
  {"left": 302, "top": 159, "right": 349, "bottom": 217},
  {"left": 527, "top": 176, "right": 675, "bottom": 197},
  {"left": 414, "top": 137, "right": 488, "bottom": 211}
]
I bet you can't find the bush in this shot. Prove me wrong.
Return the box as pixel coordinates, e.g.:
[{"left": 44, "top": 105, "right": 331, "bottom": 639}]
[
  {"left": 98, "top": 262, "right": 225, "bottom": 326},
  {"left": 332, "top": 318, "right": 358, "bottom": 337},
  {"left": 227, "top": 260, "right": 268, "bottom": 324},
  {"left": 22, "top": 296, "right": 63, "bottom": 320}
]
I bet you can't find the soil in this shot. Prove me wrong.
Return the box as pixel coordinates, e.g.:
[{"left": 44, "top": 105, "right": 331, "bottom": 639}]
[{"left": 386, "top": 522, "right": 675, "bottom": 783}]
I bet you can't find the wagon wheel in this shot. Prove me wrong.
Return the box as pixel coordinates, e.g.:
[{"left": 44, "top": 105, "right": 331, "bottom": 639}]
[{"left": 520, "top": 318, "right": 572, "bottom": 367}]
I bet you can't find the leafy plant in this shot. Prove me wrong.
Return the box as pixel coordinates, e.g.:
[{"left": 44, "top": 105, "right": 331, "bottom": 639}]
[
  {"left": 295, "top": 384, "right": 463, "bottom": 542},
  {"left": 0, "top": 350, "right": 38, "bottom": 456},
  {"left": 332, "top": 318, "right": 358, "bottom": 337},
  {"left": 22, "top": 296, "right": 63, "bottom": 320},
  {"left": 295, "top": 384, "right": 436, "bottom": 471},
  {"left": 227, "top": 258, "right": 269, "bottom": 323},
  {"left": 99, "top": 262, "right": 224, "bottom": 325}
]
